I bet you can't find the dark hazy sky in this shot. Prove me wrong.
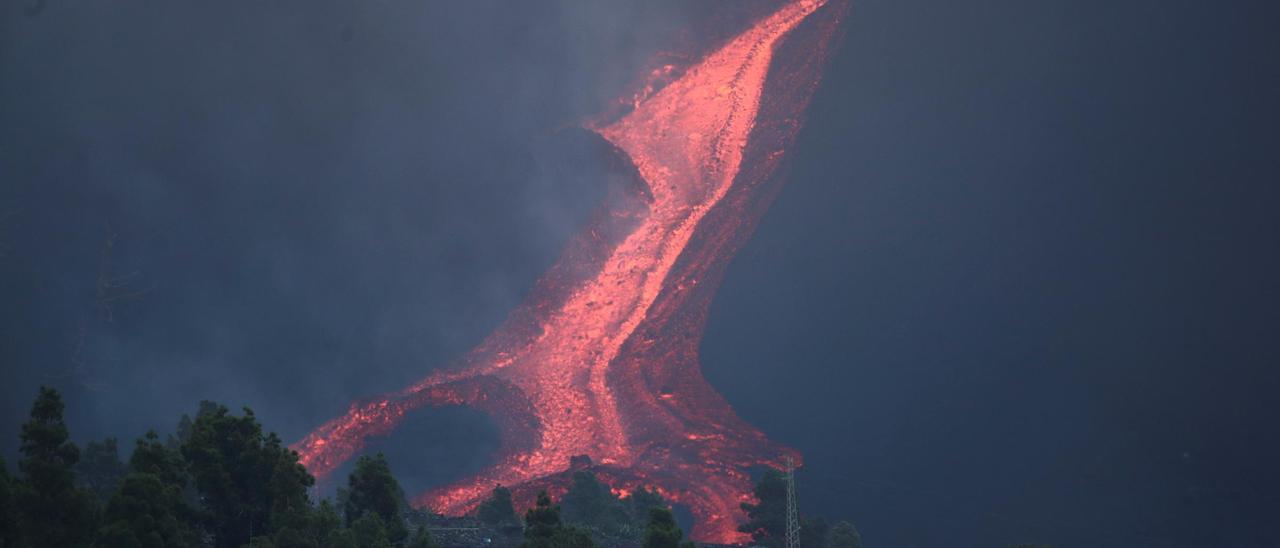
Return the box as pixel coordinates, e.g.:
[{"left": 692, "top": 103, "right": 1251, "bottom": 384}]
[{"left": 3, "top": 1, "right": 1278, "bottom": 547}]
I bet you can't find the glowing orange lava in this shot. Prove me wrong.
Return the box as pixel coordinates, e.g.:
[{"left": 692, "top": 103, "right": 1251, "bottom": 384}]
[{"left": 293, "top": 0, "right": 846, "bottom": 542}]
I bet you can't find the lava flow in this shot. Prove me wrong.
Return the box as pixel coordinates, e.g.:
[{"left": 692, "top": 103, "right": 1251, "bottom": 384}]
[{"left": 293, "top": 0, "right": 846, "bottom": 542}]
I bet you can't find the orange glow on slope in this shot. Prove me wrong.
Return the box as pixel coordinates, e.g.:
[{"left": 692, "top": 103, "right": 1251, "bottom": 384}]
[{"left": 293, "top": 1, "right": 845, "bottom": 542}]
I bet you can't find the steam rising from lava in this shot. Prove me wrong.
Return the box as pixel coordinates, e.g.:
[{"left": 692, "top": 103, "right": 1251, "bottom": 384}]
[{"left": 293, "top": 0, "right": 846, "bottom": 541}]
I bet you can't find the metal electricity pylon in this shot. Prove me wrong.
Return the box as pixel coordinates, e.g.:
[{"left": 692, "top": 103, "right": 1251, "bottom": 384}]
[{"left": 785, "top": 456, "right": 800, "bottom": 548}]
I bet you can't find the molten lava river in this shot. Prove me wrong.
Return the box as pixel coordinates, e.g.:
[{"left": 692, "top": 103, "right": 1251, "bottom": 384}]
[{"left": 294, "top": 0, "right": 846, "bottom": 542}]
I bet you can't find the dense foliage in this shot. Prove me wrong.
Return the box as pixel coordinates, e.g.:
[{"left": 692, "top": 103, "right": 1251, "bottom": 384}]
[
  {"left": 560, "top": 471, "right": 629, "bottom": 535},
  {"left": 0, "top": 388, "right": 437, "bottom": 548},
  {"left": 477, "top": 485, "right": 518, "bottom": 528},
  {"left": 522, "top": 491, "right": 593, "bottom": 548},
  {"left": 341, "top": 453, "right": 410, "bottom": 545},
  {"left": 0, "top": 455, "right": 16, "bottom": 547},
  {"left": 0, "top": 387, "right": 880, "bottom": 548},
  {"left": 738, "top": 469, "right": 788, "bottom": 547},
  {"left": 180, "top": 403, "right": 315, "bottom": 547},
  {"left": 739, "top": 470, "right": 870, "bottom": 548},
  {"left": 477, "top": 484, "right": 523, "bottom": 543},
  {"left": 641, "top": 507, "right": 695, "bottom": 548},
  {"left": 75, "top": 437, "right": 128, "bottom": 505},
  {"left": 14, "top": 387, "right": 98, "bottom": 547},
  {"left": 557, "top": 470, "right": 673, "bottom": 544},
  {"left": 828, "top": 520, "right": 863, "bottom": 548}
]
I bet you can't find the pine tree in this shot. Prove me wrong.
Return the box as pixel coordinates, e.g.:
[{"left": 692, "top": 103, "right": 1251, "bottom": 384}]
[
  {"left": 130, "top": 431, "right": 188, "bottom": 486},
  {"left": 267, "top": 451, "right": 319, "bottom": 547},
  {"left": 97, "top": 473, "right": 200, "bottom": 547},
  {"left": 313, "top": 499, "right": 345, "bottom": 546},
  {"left": 341, "top": 453, "right": 408, "bottom": 544},
  {"left": 97, "top": 430, "right": 201, "bottom": 547},
  {"left": 14, "top": 387, "right": 98, "bottom": 547},
  {"left": 477, "top": 485, "right": 519, "bottom": 527},
  {"left": 523, "top": 491, "right": 561, "bottom": 546},
  {"left": 181, "top": 403, "right": 315, "bottom": 548},
  {"left": 737, "top": 469, "right": 788, "bottom": 547},
  {"left": 828, "top": 521, "right": 862, "bottom": 548},
  {"left": 522, "top": 491, "right": 594, "bottom": 548},
  {"left": 0, "top": 455, "right": 16, "bottom": 548},
  {"left": 559, "top": 471, "right": 628, "bottom": 534},
  {"left": 800, "top": 515, "right": 829, "bottom": 548},
  {"left": 621, "top": 487, "right": 667, "bottom": 540},
  {"left": 349, "top": 512, "right": 392, "bottom": 548},
  {"left": 642, "top": 507, "right": 684, "bottom": 548},
  {"left": 75, "top": 437, "right": 128, "bottom": 505}
]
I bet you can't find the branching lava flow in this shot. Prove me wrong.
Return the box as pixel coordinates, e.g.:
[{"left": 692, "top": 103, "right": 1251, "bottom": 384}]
[{"left": 293, "top": 1, "right": 846, "bottom": 542}]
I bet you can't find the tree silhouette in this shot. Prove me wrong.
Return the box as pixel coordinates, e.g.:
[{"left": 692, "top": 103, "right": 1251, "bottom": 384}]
[
  {"left": 97, "top": 471, "right": 199, "bottom": 547},
  {"left": 0, "top": 455, "right": 16, "bottom": 548},
  {"left": 14, "top": 387, "right": 98, "bottom": 547},
  {"left": 341, "top": 453, "right": 409, "bottom": 544},
  {"left": 828, "top": 520, "right": 862, "bottom": 548},
  {"left": 738, "top": 469, "right": 788, "bottom": 547},
  {"left": 643, "top": 507, "right": 685, "bottom": 548},
  {"left": 76, "top": 437, "right": 128, "bottom": 504},
  {"left": 522, "top": 491, "right": 594, "bottom": 548},
  {"left": 560, "top": 470, "right": 629, "bottom": 534},
  {"left": 180, "top": 403, "right": 314, "bottom": 548},
  {"left": 478, "top": 485, "right": 519, "bottom": 527}
]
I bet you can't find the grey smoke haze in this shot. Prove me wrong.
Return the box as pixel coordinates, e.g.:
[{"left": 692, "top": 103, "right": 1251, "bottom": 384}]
[
  {"left": 0, "top": 0, "right": 711, "bottom": 495},
  {"left": 3, "top": 1, "right": 1279, "bottom": 547},
  {"left": 0, "top": 0, "right": 701, "bottom": 434}
]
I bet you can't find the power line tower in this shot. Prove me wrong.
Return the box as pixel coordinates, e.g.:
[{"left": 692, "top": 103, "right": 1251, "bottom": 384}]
[{"left": 785, "top": 456, "right": 800, "bottom": 548}]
